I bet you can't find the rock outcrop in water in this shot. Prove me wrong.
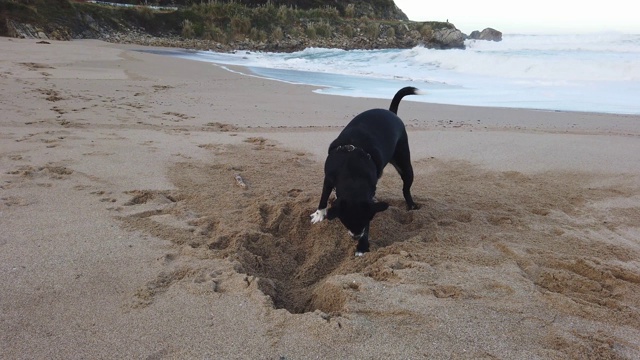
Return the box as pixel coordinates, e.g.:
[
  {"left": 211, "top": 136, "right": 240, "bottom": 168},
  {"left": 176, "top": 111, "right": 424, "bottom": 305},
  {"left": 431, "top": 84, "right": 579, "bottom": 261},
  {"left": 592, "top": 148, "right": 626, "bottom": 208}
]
[
  {"left": 468, "top": 28, "right": 503, "bottom": 42},
  {"left": 431, "top": 28, "right": 467, "bottom": 49}
]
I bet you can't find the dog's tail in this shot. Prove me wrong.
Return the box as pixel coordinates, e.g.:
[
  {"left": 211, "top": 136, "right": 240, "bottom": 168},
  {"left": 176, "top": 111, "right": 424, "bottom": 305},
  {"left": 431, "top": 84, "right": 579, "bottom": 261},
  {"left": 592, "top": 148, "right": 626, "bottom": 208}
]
[{"left": 389, "top": 86, "right": 422, "bottom": 114}]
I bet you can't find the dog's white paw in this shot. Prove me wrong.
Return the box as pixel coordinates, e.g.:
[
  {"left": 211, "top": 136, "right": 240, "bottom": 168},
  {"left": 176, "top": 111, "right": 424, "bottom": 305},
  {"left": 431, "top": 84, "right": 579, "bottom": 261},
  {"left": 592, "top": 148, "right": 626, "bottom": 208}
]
[
  {"left": 355, "top": 251, "right": 365, "bottom": 257},
  {"left": 310, "top": 208, "right": 327, "bottom": 224}
]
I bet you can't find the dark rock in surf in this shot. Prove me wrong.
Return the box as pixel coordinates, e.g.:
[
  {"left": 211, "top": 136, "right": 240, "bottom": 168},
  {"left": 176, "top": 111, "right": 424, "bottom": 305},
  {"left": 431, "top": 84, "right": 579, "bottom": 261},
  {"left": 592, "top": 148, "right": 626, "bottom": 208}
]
[
  {"left": 431, "top": 28, "right": 466, "bottom": 49},
  {"left": 469, "top": 28, "right": 502, "bottom": 42}
]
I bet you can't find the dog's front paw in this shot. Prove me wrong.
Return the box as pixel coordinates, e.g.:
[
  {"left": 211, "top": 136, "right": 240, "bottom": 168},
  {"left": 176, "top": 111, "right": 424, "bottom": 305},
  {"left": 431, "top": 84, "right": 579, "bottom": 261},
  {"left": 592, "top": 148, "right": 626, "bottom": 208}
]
[{"left": 310, "top": 208, "right": 327, "bottom": 224}]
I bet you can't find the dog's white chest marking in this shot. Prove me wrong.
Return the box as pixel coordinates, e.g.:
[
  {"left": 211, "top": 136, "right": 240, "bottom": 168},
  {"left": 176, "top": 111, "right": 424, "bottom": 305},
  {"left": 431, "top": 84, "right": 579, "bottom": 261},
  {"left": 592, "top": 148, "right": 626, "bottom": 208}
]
[{"left": 310, "top": 208, "right": 327, "bottom": 224}]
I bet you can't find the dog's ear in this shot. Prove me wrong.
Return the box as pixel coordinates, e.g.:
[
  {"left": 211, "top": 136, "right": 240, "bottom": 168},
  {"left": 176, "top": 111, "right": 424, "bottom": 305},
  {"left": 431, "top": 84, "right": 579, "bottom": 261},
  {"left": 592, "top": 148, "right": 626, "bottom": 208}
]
[
  {"left": 326, "top": 204, "right": 340, "bottom": 220},
  {"left": 369, "top": 202, "right": 389, "bottom": 219}
]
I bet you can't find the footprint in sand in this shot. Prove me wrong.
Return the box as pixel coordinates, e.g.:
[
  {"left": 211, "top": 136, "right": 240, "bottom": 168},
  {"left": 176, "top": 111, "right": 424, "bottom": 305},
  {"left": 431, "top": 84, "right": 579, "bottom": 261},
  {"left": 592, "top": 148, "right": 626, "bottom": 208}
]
[
  {"left": 1, "top": 196, "right": 33, "bottom": 207},
  {"left": 19, "top": 62, "right": 54, "bottom": 71},
  {"left": 7, "top": 165, "right": 71, "bottom": 179},
  {"left": 34, "top": 88, "right": 65, "bottom": 102}
]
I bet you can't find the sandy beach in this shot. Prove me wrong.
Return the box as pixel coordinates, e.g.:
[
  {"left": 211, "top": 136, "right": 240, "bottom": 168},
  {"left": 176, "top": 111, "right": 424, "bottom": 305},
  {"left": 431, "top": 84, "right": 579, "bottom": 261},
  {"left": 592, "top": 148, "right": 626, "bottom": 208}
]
[{"left": 1, "top": 37, "right": 639, "bottom": 359}]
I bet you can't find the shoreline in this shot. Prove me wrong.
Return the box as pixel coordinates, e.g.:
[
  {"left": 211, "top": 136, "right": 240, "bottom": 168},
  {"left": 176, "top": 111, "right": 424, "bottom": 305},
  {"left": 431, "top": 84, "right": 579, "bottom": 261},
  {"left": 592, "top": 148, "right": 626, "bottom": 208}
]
[
  {"left": 2, "top": 38, "right": 640, "bottom": 358},
  {"left": 143, "top": 43, "right": 640, "bottom": 117}
]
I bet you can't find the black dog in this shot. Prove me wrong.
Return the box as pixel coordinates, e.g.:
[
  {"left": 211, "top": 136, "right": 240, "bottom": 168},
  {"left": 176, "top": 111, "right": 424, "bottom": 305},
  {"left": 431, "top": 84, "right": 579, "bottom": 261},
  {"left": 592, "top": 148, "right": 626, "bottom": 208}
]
[{"left": 310, "top": 87, "right": 420, "bottom": 256}]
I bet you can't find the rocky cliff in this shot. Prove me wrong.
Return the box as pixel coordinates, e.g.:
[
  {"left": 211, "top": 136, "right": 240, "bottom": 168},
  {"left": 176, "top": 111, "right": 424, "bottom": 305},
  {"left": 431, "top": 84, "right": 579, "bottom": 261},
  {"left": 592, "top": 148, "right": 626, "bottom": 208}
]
[{"left": 1, "top": 1, "right": 483, "bottom": 51}]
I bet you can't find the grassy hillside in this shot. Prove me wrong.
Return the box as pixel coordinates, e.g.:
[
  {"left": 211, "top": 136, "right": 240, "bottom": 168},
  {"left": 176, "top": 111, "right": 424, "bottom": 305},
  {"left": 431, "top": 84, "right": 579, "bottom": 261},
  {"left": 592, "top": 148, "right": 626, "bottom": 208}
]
[
  {"left": 1, "top": 0, "right": 459, "bottom": 51},
  {"left": 84, "top": 0, "right": 408, "bottom": 20}
]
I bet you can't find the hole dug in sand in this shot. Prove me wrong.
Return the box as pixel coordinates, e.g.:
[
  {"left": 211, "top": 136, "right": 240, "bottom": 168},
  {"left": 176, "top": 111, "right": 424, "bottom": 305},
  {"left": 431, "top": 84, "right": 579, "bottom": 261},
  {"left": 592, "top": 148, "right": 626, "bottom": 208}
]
[
  {"left": 121, "top": 143, "right": 432, "bottom": 314},
  {"left": 207, "top": 193, "right": 437, "bottom": 314},
  {"left": 225, "top": 200, "right": 354, "bottom": 313},
  {"left": 123, "top": 181, "right": 371, "bottom": 314}
]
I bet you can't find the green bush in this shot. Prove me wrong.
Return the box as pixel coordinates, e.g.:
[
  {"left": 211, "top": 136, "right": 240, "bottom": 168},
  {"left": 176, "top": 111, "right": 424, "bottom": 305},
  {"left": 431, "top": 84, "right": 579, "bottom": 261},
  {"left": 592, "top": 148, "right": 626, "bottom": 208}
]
[
  {"left": 249, "top": 27, "right": 267, "bottom": 42},
  {"left": 384, "top": 26, "right": 395, "bottom": 38},
  {"left": 271, "top": 26, "right": 284, "bottom": 42},
  {"left": 181, "top": 19, "right": 194, "bottom": 38},
  {"left": 344, "top": 4, "right": 355, "bottom": 18},
  {"left": 276, "top": 5, "right": 294, "bottom": 24},
  {"left": 305, "top": 24, "right": 316, "bottom": 39},
  {"left": 420, "top": 24, "right": 433, "bottom": 40},
  {"left": 342, "top": 23, "right": 354, "bottom": 38},
  {"left": 288, "top": 26, "right": 301, "bottom": 38},
  {"left": 203, "top": 22, "right": 226, "bottom": 42},
  {"left": 363, "top": 21, "right": 379, "bottom": 39},
  {"left": 230, "top": 15, "right": 251, "bottom": 36},
  {"left": 315, "top": 21, "right": 332, "bottom": 38},
  {"left": 307, "top": 6, "right": 339, "bottom": 20},
  {"left": 252, "top": 3, "right": 277, "bottom": 30}
]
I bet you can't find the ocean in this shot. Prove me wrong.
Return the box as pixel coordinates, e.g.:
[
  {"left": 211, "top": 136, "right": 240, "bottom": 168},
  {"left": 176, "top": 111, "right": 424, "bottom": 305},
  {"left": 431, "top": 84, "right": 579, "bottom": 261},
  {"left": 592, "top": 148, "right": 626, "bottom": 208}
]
[{"left": 162, "top": 33, "right": 640, "bottom": 115}]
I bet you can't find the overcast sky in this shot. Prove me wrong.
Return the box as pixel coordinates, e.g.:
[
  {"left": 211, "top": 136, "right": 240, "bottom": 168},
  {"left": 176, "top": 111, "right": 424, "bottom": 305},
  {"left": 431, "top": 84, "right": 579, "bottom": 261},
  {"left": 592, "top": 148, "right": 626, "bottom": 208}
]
[{"left": 393, "top": 0, "right": 640, "bottom": 34}]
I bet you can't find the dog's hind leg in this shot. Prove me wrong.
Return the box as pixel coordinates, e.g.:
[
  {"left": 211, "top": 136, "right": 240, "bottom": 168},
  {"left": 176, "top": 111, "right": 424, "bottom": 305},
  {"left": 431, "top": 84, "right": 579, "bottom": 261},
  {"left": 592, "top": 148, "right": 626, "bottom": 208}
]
[{"left": 391, "top": 138, "right": 418, "bottom": 210}]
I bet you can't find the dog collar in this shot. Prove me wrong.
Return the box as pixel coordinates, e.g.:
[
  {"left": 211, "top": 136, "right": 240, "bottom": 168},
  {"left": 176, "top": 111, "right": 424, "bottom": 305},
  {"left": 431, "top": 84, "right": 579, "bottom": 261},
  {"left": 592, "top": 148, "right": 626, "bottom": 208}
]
[{"left": 332, "top": 144, "right": 372, "bottom": 160}]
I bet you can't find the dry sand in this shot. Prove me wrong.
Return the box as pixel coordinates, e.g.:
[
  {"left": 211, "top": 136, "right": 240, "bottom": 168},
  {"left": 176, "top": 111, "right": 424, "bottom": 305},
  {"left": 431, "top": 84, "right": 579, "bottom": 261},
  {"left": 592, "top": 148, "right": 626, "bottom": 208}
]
[{"left": 1, "top": 38, "right": 639, "bottom": 359}]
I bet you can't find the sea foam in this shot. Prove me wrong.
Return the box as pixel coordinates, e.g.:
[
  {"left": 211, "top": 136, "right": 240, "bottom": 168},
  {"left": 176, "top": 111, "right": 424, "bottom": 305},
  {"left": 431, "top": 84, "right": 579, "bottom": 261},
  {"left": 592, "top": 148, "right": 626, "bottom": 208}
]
[{"left": 171, "top": 33, "right": 640, "bottom": 114}]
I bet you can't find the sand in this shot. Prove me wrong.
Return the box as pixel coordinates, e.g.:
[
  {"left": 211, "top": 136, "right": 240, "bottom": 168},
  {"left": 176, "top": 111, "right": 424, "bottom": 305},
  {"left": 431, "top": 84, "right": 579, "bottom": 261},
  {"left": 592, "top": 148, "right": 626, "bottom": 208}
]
[{"left": 1, "top": 37, "right": 639, "bottom": 359}]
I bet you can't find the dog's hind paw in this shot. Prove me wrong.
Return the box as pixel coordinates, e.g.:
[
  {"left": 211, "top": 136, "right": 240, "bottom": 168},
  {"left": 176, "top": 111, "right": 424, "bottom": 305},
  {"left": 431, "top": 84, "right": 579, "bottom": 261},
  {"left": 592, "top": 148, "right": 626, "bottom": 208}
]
[
  {"left": 310, "top": 208, "right": 327, "bottom": 224},
  {"left": 355, "top": 251, "right": 365, "bottom": 257}
]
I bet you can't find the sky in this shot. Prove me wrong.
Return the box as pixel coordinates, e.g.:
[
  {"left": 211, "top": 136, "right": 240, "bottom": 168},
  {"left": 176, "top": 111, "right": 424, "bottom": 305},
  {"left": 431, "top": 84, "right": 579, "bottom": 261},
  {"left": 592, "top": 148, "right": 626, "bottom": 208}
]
[{"left": 393, "top": 0, "right": 640, "bottom": 34}]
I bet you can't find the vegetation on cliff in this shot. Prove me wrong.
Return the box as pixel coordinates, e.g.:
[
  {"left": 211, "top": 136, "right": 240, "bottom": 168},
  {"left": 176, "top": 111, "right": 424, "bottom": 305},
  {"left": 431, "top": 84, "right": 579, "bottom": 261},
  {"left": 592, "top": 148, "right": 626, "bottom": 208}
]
[
  {"left": 93, "top": 0, "right": 410, "bottom": 20},
  {"left": 1, "top": 0, "right": 463, "bottom": 51}
]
